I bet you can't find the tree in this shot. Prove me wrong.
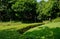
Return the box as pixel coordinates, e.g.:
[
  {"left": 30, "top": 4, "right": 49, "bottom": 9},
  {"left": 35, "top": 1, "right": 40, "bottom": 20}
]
[
  {"left": 37, "top": 0, "right": 47, "bottom": 21},
  {"left": 12, "top": 0, "right": 37, "bottom": 22},
  {"left": 45, "top": 0, "right": 60, "bottom": 19},
  {"left": 0, "top": 0, "right": 17, "bottom": 21},
  {"left": 37, "top": 0, "right": 60, "bottom": 21}
]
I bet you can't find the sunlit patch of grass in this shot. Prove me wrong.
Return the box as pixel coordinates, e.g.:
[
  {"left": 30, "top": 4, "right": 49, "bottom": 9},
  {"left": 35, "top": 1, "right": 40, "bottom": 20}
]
[
  {"left": 0, "top": 22, "right": 41, "bottom": 30},
  {"left": 26, "top": 22, "right": 60, "bottom": 32},
  {"left": 0, "top": 22, "right": 42, "bottom": 39},
  {"left": 52, "top": 17, "right": 60, "bottom": 22},
  {"left": 0, "top": 20, "right": 60, "bottom": 39},
  {"left": 20, "top": 22, "right": 60, "bottom": 39}
]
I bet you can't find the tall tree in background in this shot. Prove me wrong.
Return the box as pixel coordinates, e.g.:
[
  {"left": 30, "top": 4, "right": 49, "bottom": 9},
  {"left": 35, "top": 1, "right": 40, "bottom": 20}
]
[
  {"left": 0, "top": 0, "right": 17, "bottom": 21},
  {"left": 37, "top": 0, "right": 47, "bottom": 21},
  {"left": 0, "top": 0, "right": 60, "bottom": 22},
  {"left": 48, "top": 0, "right": 60, "bottom": 19},
  {"left": 40, "top": 0, "right": 60, "bottom": 20},
  {"left": 12, "top": 0, "right": 37, "bottom": 21}
]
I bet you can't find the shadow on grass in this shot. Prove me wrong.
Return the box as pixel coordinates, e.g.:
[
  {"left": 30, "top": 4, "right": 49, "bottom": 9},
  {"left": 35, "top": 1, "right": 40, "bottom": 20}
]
[
  {"left": 0, "top": 29, "right": 20, "bottom": 39},
  {"left": 17, "top": 23, "right": 44, "bottom": 34},
  {"left": 21, "top": 20, "right": 43, "bottom": 24},
  {"left": 20, "top": 27, "right": 60, "bottom": 39}
]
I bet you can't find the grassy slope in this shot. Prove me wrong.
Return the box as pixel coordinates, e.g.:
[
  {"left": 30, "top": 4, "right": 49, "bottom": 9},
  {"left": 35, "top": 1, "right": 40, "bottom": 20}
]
[
  {"left": 52, "top": 17, "right": 60, "bottom": 22},
  {"left": 0, "top": 22, "right": 41, "bottom": 30},
  {"left": 25, "top": 22, "right": 60, "bottom": 32},
  {"left": 0, "top": 22, "right": 41, "bottom": 39},
  {"left": 20, "top": 22, "right": 60, "bottom": 39},
  {"left": 0, "top": 17, "right": 60, "bottom": 39}
]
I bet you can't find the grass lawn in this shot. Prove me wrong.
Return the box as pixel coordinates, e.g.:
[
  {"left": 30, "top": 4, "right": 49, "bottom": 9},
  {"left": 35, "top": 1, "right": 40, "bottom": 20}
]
[
  {"left": 0, "top": 22, "right": 41, "bottom": 30},
  {"left": 20, "top": 22, "right": 60, "bottom": 39},
  {"left": 0, "top": 17, "right": 60, "bottom": 39},
  {"left": 25, "top": 22, "right": 60, "bottom": 32},
  {"left": 0, "top": 22, "right": 42, "bottom": 39}
]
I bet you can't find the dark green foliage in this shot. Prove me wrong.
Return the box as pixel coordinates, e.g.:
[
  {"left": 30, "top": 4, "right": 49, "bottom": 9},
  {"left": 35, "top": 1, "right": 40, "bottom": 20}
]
[
  {"left": 0, "top": 0, "right": 17, "bottom": 21},
  {"left": 20, "top": 27, "right": 60, "bottom": 39},
  {"left": 0, "top": 29, "right": 20, "bottom": 39},
  {"left": 37, "top": 0, "right": 60, "bottom": 21},
  {"left": 0, "top": 0, "right": 60, "bottom": 22},
  {"left": 12, "top": 0, "right": 37, "bottom": 22},
  {"left": 37, "top": 0, "right": 46, "bottom": 21}
]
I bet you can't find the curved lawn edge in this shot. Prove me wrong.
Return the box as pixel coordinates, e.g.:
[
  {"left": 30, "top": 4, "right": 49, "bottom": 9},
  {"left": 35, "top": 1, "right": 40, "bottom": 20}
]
[
  {"left": 24, "top": 22, "right": 60, "bottom": 34},
  {"left": 17, "top": 23, "right": 44, "bottom": 34},
  {"left": 19, "top": 22, "right": 60, "bottom": 39}
]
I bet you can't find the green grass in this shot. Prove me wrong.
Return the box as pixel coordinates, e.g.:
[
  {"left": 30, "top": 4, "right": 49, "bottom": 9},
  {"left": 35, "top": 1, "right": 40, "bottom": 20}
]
[
  {"left": 24, "top": 22, "right": 60, "bottom": 32},
  {"left": 0, "top": 17, "right": 60, "bottom": 39},
  {"left": 0, "top": 22, "right": 42, "bottom": 39},
  {"left": 0, "top": 22, "right": 41, "bottom": 30},
  {"left": 20, "top": 22, "right": 60, "bottom": 39},
  {"left": 52, "top": 17, "right": 60, "bottom": 22}
]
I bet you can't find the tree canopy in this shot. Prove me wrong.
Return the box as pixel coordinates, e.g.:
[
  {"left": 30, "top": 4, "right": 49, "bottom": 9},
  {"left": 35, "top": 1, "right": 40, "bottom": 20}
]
[{"left": 0, "top": 0, "right": 60, "bottom": 22}]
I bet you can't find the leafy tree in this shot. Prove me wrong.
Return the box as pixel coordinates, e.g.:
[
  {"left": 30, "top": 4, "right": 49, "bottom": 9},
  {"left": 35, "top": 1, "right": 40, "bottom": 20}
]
[
  {"left": 0, "top": 0, "right": 60, "bottom": 22},
  {"left": 12, "top": 0, "right": 37, "bottom": 22},
  {"left": 0, "top": 0, "right": 17, "bottom": 21},
  {"left": 43, "top": 0, "right": 59, "bottom": 20},
  {"left": 37, "top": 0, "right": 47, "bottom": 21}
]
